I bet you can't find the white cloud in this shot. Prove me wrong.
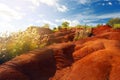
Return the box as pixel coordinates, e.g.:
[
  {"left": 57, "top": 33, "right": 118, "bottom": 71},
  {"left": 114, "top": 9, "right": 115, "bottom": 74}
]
[
  {"left": 36, "top": 19, "right": 57, "bottom": 28},
  {"left": 77, "top": 0, "right": 99, "bottom": 4},
  {"left": 0, "top": 3, "right": 24, "bottom": 21},
  {"left": 0, "top": 23, "right": 17, "bottom": 34},
  {"left": 75, "top": 14, "right": 97, "bottom": 25},
  {"left": 0, "top": 22, "right": 27, "bottom": 35},
  {"left": 56, "top": 5, "right": 68, "bottom": 12},
  {"left": 42, "top": 20, "right": 57, "bottom": 26},
  {"left": 28, "top": 0, "right": 58, "bottom": 6},
  {"left": 83, "top": 19, "right": 97, "bottom": 23},
  {"left": 108, "top": 2, "right": 112, "bottom": 5},
  {"left": 15, "top": 6, "right": 22, "bottom": 11},
  {"left": 77, "top": 12, "right": 120, "bottom": 20},
  {"left": 55, "top": 18, "right": 80, "bottom": 26},
  {"left": 97, "top": 12, "right": 120, "bottom": 19},
  {"left": 104, "top": 0, "right": 109, "bottom": 1},
  {"left": 28, "top": 6, "right": 36, "bottom": 11},
  {"left": 118, "top": 0, "right": 120, "bottom": 4},
  {"left": 25, "top": 0, "right": 68, "bottom": 12},
  {"left": 78, "top": 0, "right": 89, "bottom": 4},
  {"left": 38, "top": 14, "right": 45, "bottom": 18},
  {"left": 75, "top": 12, "right": 120, "bottom": 26},
  {"left": 70, "top": 20, "right": 80, "bottom": 26}
]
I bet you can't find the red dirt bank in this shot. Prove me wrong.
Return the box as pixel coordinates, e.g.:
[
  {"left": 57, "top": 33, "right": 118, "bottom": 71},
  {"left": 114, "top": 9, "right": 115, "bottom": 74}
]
[{"left": 0, "top": 25, "right": 120, "bottom": 80}]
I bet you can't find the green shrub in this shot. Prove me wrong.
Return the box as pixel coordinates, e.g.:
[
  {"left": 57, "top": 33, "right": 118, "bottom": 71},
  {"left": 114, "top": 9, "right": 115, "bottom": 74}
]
[
  {"left": 107, "top": 18, "right": 120, "bottom": 27},
  {"left": 0, "top": 27, "right": 49, "bottom": 64},
  {"left": 113, "top": 24, "right": 120, "bottom": 29},
  {"left": 74, "top": 27, "right": 92, "bottom": 41}
]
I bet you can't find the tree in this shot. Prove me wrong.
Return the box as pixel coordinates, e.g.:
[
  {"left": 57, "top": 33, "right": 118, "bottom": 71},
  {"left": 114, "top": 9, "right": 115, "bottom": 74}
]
[
  {"left": 53, "top": 27, "right": 57, "bottom": 32},
  {"left": 107, "top": 18, "right": 120, "bottom": 26},
  {"left": 53, "top": 27, "right": 56, "bottom": 30},
  {"left": 61, "top": 21, "right": 69, "bottom": 28}
]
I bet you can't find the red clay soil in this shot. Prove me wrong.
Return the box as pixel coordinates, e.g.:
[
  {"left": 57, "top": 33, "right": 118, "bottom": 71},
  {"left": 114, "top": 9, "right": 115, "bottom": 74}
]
[
  {"left": 92, "top": 25, "right": 112, "bottom": 35},
  {"left": 48, "top": 30, "right": 75, "bottom": 44},
  {"left": 74, "top": 32, "right": 120, "bottom": 45},
  {"left": 51, "top": 27, "right": 120, "bottom": 80},
  {"left": 66, "top": 40, "right": 120, "bottom": 80},
  {"left": 0, "top": 48, "right": 56, "bottom": 80},
  {"left": 0, "top": 42, "right": 75, "bottom": 80},
  {"left": 92, "top": 25, "right": 120, "bottom": 35},
  {"left": 48, "top": 42, "right": 75, "bottom": 69},
  {"left": 52, "top": 39, "right": 120, "bottom": 80},
  {"left": 0, "top": 26, "right": 120, "bottom": 80}
]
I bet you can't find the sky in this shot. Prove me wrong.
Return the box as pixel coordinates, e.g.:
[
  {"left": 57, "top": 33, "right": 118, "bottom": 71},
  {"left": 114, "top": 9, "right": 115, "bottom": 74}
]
[{"left": 0, "top": 0, "right": 120, "bottom": 33}]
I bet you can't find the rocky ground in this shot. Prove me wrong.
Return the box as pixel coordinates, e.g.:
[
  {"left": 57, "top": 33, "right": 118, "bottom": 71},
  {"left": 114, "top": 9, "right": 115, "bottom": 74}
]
[{"left": 0, "top": 25, "right": 120, "bottom": 80}]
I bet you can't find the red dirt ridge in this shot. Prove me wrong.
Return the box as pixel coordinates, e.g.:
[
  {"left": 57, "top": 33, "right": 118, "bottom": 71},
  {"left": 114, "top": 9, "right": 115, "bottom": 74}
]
[{"left": 0, "top": 25, "right": 120, "bottom": 80}]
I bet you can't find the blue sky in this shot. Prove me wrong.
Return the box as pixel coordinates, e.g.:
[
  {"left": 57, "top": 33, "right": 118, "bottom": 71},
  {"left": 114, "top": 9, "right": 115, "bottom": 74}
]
[{"left": 0, "top": 0, "right": 120, "bottom": 33}]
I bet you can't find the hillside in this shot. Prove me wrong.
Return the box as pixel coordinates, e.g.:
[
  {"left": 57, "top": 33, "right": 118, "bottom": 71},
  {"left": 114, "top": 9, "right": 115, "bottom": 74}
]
[{"left": 0, "top": 25, "right": 120, "bottom": 80}]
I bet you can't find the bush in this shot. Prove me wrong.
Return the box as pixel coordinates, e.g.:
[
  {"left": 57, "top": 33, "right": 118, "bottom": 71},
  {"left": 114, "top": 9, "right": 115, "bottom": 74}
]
[
  {"left": 74, "top": 27, "right": 92, "bottom": 41},
  {"left": 113, "top": 24, "right": 120, "bottom": 29},
  {"left": 0, "top": 27, "right": 49, "bottom": 64},
  {"left": 62, "top": 21, "right": 69, "bottom": 29},
  {"left": 107, "top": 18, "right": 120, "bottom": 27}
]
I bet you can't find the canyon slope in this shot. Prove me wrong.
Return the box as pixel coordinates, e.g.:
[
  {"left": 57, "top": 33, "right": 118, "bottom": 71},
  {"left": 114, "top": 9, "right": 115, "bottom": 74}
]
[{"left": 0, "top": 25, "right": 120, "bottom": 80}]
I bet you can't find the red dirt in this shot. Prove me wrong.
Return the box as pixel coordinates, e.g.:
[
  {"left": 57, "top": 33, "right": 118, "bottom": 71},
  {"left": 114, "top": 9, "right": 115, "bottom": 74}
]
[
  {"left": 0, "top": 49, "right": 56, "bottom": 80},
  {"left": 0, "top": 26, "right": 120, "bottom": 80},
  {"left": 92, "top": 25, "right": 112, "bottom": 35},
  {"left": 48, "top": 42, "right": 75, "bottom": 69},
  {"left": 48, "top": 30, "right": 75, "bottom": 44}
]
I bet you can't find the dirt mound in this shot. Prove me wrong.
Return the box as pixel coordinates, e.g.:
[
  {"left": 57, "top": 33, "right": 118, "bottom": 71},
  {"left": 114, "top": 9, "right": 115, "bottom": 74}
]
[
  {"left": 52, "top": 39, "right": 120, "bottom": 80},
  {"left": 74, "top": 32, "right": 120, "bottom": 45},
  {"left": 48, "top": 30, "right": 75, "bottom": 44},
  {"left": 48, "top": 42, "right": 75, "bottom": 69},
  {"left": 0, "top": 42, "right": 75, "bottom": 80},
  {"left": 92, "top": 25, "right": 112, "bottom": 35},
  {"left": 66, "top": 40, "right": 120, "bottom": 80},
  {"left": 73, "top": 39, "right": 105, "bottom": 61},
  {"left": 51, "top": 30, "right": 120, "bottom": 80},
  {"left": 0, "top": 27, "right": 120, "bottom": 80},
  {"left": 27, "top": 27, "right": 53, "bottom": 35},
  {"left": 0, "top": 48, "right": 56, "bottom": 80},
  {"left": 92, "top": 25, "right": 120, "bottom": 36}
]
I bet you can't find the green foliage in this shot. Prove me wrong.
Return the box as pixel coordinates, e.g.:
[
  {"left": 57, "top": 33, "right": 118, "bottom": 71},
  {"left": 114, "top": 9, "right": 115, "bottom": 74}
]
[
  {"left": 62, "top": 21, "right": 69, "bottom": 28},
  {"left": 74, "top": 27, "right": 92, "bottom": 41},
  {"left": 113, "top": 24, "right": 120, "bottom": 29},
  {"left": 107, "top": 18, "right": 120, "bottom": 27},
  {"left": 0, "top": 26, "right": 49, "bottom": 64},
  {"left": 53, "top": 27, "right": 58, "bottom": 32}
]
